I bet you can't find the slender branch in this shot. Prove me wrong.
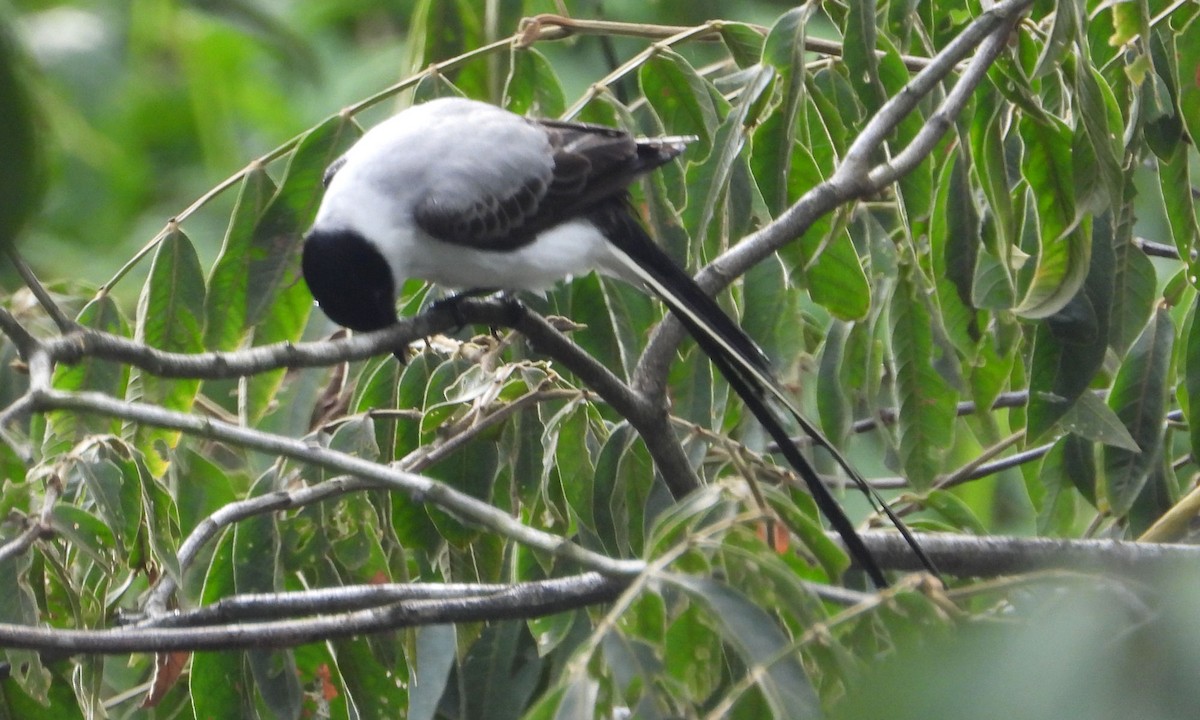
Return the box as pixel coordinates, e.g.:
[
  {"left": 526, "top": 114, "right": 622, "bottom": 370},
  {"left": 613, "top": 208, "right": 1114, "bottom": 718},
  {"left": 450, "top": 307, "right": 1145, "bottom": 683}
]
[
  {"left": 136, "top": 580, "right": 561, "bottom": 628},
  {"left": 27, "top": 384, "right": 644, "bottom": 578},
  {"left": 1138, "top": 481, "right": 1200, "bottom": 543},
  {"left": 0, "top": 478, "right": 60, "bottom": 565},
  {"left": 0, "top": 573, "right": 627, "bottom": 654},
  {"left": 518, "top": 14, "right": 934, "bottom": 71},
  {"left": 1135, "top": 236, "right": 1189, "bottom": 260},
  {"left": 854, "top": 531, "right": 1200, "bottom": 578},
  {"left": 6, "top": 250, "right": 74, "bottom": 333},
  {"left": 0, "top": 307, "right": 38, "bottom": 360}
]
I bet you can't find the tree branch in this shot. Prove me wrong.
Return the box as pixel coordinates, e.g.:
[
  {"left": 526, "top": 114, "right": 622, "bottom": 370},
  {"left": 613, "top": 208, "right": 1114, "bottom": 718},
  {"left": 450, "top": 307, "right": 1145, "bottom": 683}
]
[
  {"left": 0, "top": 573, "right": 627, "bottom": 654},
  {"left": 856, "top": 531, "right": 1200, "bottom": 579},
  {"left": 26, "top": 384, "right": 644, "bottom": 579}
]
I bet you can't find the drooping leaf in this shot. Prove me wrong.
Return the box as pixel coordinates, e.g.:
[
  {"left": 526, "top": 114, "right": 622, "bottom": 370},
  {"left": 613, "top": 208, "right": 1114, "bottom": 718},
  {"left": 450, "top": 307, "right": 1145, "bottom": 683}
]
[
  {"left": 1157, "top": 147, "right": 1200, "bottom": 288},
  {"left": 1026, "top": 213, "right": 1115, "bottom": 441},
  {"left": 719, "top": 22, "right": 766, "bottom": 69},
  {"left": 682, "top": 64, "right": 773, "bottom": 257},
  {"left": 668, "top": 574, "right": 821, "bottom": 718},
  {"left": 1014, "top": 116, "right": 1092, "bottom": 319},
  {"left": 640, "top": 50, "right": 719, "bottom": 157},
  {"left": 1060, "top": 391, "right": 1139, "bottom": 452},
  {"left": 504, "top": 47, "right": 565, "bottom": 118},
  {"left": 447, "top": 621, "right": 543, "bottom": 720},
  {"left": 132, "top": 227, "right": 205, "bottom": 471},
  {"left": 890, "top": 262, "right": 958, "bottom": 488},
  {"left": 409, "top": 624, "right": 456, "bottom": 720},
  {"left": 1032, "top": 0, "right": 1079, "bottom": 79},
  {"left": 1103, "top": 310, "right": 1174, "bottom": 516},
  {"left": 204, "top": 165, "right": 277, "bottom": 352},
  {"left": 234, "top": 470, "right": 302, "bottom": 719}
]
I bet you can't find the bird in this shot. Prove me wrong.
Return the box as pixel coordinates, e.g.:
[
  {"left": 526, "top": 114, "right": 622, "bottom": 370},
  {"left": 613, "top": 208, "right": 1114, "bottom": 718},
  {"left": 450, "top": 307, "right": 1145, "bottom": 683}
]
[{"left": 301, "top": 97, "right": 935, "bottom": 588}]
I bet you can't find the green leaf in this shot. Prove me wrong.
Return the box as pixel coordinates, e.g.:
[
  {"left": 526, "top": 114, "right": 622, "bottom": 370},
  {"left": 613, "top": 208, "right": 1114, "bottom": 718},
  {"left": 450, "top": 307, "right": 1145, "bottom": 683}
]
[
  {"left": 775, "top": 140, "right": 869, "bottom": 320},
  {"left": 1109, "top": 1, "right": 1144, "bottom": 46},
  {"left": 1014, "top": 116, "right": 1092, "bottom": 319},
  {"left": 47, "top": 297, "right": 129, "bottom": 448},
  {"left": 235, "top": 471, "right": 302, "bottom": 719},
  {"left": 209, "top": 114, "right": 357, "bottom": 350},
  {"left": 769, "top": 486, "right": 851, "bottom": 581},
  {"left": 890, "top": 264, "right": 958, "bottom": 488},
  {"left": 1060, "top": 391, "right": 1139, "bottom": 451},
  {"left": 453, "top": 621, "right": 543, "bottom": 720},
  {"left": 683, "top": 64, "right": 773, "bottom": 256},
  {"left": 757, "top": 6, "right": 815, "bottom": 212},
  {"left": 719, "top": 22, "right": 766, "bottom": 69},
  {"left": 1109, "top": 217, "right": 1158, "bottom": 356},
  {"left": 1030, "top": 435, "right": 1085, "bottom": 534},
  {"left": 1145, "top": 28, "right": 1184, "bottom": 159},
  {"left": 931, "top": 148, "right": 982, "bottom": 351},
  {"left": 592, "top": 424, "right": 638, "bottom": 557},
  {"left": 409, "top": 624, "right": 456, "bottom": 720},
  {"left": 1026, "top": 213, "right": 1115, "bottom": 441},
  {"left": 1103, "top": 309, "right": 1174, "bottom": 516},
  {"left": 668, "top": 574, "right": 820, "bottom": 718},
  {"left": 970, "top": 95, "right": 1017, "bottom": 256},
  {"left": 47, "top": 505, "right": 116, "bottom": 570},
  {"left": 923, "top": 490, "right": 987, "bottom": 535},
  {"left": 1032, "top": 0, "right": 1079, "bottom": 79},
  {"left": 640, "top": 50, "right": 719, "bottom": 157},
  {"left": 243, "top": 264, "right": 314, "bottom": 423},
  {"left": 1074, "top": 65, "right": 1124, "bottom": 209},
  {"left": 1158, "top": 147, "right": 1200, "bottom": 288},
  {"left": 542, "top": 399, "right": 596, "bottom": 532},
  {"left": 844, "top": 0, "right": 884, "bottom": 114},
  {"left": 332, "top": 634, "right": 409, "bottom": 720},
  {"left": 133, "top": 227, "right": 205, "bottom": 470},
  {"left": 503, "top": 47, "right": 565, "bottom": 118},
  {"left": 0, "top": 661, "right": 84, "bottom": 720},
  {"left": 817, "top": 321, "right": 852, "bottom": 446},
  {"left": 1186, "top": 304, "right": 1200, "bottom": 467},
  {"left": 191, "top": 520, "right": 245, "bottom": 716},
  {"left": 1176, "top": 18, "right": 1200, "bottom": 161},
  {"left": 204, "top": 165, "right": 277, "bottom": 351},
  {"left": 808, "top": 225, "right": 871, "bottom": 321},
  {"left": 69, "top": 438, "right": 145, "bottom": 554}
]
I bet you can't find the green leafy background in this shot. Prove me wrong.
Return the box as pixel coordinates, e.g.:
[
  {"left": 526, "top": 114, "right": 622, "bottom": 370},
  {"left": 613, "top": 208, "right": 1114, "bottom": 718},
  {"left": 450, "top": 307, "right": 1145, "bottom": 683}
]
[{"left": 1, "top": 0, "right": 1200, "bottom": 718}]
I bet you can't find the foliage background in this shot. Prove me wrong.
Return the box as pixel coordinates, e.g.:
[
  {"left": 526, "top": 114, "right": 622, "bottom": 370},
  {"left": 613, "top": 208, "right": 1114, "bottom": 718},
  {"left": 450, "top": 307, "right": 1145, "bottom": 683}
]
[{"left": 0, "top": 0, "right": 1199, "bottom": 718}]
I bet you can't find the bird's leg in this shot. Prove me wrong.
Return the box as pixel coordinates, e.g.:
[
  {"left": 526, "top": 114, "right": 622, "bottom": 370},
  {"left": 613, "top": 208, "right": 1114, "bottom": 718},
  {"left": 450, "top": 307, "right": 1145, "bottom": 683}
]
[
  {"left": 430, "top": 287, "right": 499, "bottom": 330},
  {"left": 431, "top": 288, "right": 515, "bottom": 337}
]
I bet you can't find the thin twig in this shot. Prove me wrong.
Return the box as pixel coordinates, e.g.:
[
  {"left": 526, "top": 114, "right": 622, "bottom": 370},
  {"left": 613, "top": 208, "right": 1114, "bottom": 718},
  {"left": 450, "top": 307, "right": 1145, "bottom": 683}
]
[
  {"left": 6, "top": 250, "right": 74, "bottom": 332},
  {"left": 0, "top": 478, "right": 60, "bottom": 565},
  {"left": 518, "top": 14, "right": 933, "bottom": 71}
]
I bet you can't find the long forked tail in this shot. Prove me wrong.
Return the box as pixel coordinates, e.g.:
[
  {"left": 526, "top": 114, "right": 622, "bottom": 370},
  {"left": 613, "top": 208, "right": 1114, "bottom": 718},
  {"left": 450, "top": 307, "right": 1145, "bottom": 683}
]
[{"left": 595, "top": 202, "right": 939, "bottom": 588}]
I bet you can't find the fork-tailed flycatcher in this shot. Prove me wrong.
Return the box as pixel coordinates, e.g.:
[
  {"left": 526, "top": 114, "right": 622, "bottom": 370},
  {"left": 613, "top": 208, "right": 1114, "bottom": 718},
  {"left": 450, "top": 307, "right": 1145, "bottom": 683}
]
[{"left": 302, "top": 97, "right": 935, "bottom": 588}]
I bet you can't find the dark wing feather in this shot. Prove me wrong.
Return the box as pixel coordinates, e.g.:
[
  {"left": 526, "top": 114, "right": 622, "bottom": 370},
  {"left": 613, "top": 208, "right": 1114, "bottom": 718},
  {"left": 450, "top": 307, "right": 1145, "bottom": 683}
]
[{"left": 412, "top": 117, "right": 688, "bottom": 251}]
